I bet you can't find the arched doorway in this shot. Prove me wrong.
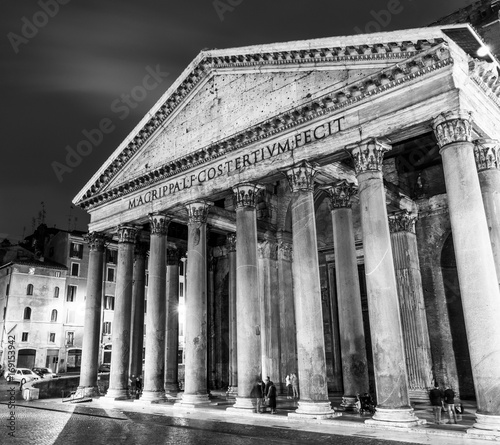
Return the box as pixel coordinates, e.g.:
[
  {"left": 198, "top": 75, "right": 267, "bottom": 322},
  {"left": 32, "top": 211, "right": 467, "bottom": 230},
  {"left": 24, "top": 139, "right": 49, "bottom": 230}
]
[{"left": 441, "top": 233, "right": 475, "bottom": 399}]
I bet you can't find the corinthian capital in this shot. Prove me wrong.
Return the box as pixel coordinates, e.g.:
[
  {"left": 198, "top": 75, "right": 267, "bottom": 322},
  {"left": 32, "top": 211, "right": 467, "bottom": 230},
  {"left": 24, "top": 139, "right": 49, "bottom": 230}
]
[
  {"left": 283, "top": 161, "right": 317, "bottom": 193},
  {"left": 186, "top": 201, "right": 211, "bottom": 224},
  {"left": 258, "top": 240, "right": 278, "bottom": 260},
  {"left": 347, "top": 138, "right": 391, "bottom": 175},
  {"left": 84, "top": 232, "right": 107, "bottom": 252},
  {"left": 388, "top": 211, "right": 417, "bottom": 234},
  {"left": 116, "top": 225, "right": 139, "bottom": 244},
  {"left": 232, "top": 183, "right": 262, "bottom": 209},
  {"left": 432, "top": 110, "right": 473, "bottom": 149},
  {"left": 323, "top": 180, "right": 356, "bottom": 209},
  {"left": 474, "top": 138, "right": 500, "bottom": 171},
  {"left": 149, "top": 212, "right": 171, "bottom": 235}
]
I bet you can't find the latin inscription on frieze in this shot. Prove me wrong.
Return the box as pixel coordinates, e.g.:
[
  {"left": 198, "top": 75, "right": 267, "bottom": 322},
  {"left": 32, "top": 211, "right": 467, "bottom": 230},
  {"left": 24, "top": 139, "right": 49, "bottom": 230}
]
[{"left": 128, "top": 116, "right": 344, "bottom": 209}]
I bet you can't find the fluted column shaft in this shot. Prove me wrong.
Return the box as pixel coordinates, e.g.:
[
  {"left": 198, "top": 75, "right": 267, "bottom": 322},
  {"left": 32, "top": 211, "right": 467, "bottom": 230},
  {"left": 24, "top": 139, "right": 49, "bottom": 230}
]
[
  {"left": 433, "top": 112, "right": 500, "bottom": 434},
  {"left": 78, "top": 232, "right": 106, "bottom": 397},
  {"left": 229, "top": 184, "right": 262, "bottom": 413},
  {"left": 227, "top": 234, "right": 238, "bottom": 397},
  {"left": 176, "top": 202, "right": 210, "bottom": 406},
  {"left": 389, "top": 212, "right": 433, "bottom": 399},
  {"left": 285, "top": 163, "right": 333, "bottom": 419},
  {"left": 326, "top": 181, "right": 369, "bottom": 409},
  {"left": 129, "top": 242, "right": 147, "bottom": 381},
  {"left": 106, "top": 225, "right": 137, "bottom": 399},
  {"left": 165, "top": 249, "right": 180, "bottom": 394},
  {"left": 140, "top": 214, "right": 169, "bottom": 402},
  {"left": 474, "top": 138, "right": 500, "bottom": 286},
  {"left": 349, "top": 139, "right": 418, "bottom": 426}
]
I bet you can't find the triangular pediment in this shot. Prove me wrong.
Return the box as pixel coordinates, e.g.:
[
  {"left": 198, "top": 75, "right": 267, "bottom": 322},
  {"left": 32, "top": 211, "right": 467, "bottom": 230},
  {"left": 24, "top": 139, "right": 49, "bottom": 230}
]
[{"left": 74, "top": 26, "right": 476, "bottom": 210}]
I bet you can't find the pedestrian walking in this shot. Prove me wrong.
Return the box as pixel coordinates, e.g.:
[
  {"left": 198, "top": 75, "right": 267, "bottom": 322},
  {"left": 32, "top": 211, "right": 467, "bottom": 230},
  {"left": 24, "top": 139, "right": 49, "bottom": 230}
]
[
  {"left": 266, "top": 380, "right": 277, "bottom": 414},
  {"left": 443, "top": 386, "right": 458, "bottom": 424},
  {"left": 285, "top": 374, "right": 292, "bottom": 399},
  {"left": 429, "top": 383, "right": 444, "bottom": 424},
  {"left": 291, "top": 372, "right": 299, "bottom": 399}
]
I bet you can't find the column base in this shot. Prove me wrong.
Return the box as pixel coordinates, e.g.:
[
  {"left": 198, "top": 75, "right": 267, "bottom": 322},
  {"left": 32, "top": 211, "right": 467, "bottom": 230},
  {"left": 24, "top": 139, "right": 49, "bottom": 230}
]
[
  {"left": 226, "top": 386, "right": 238, "bottom": 399},
  {"left": 75, "top": 386, "right": 100, "bottom": 398},
  {"left": 227, "top": 396, "right": 255, "bottom": 412},
  {"left": 137, "top": 390, "right": 166, "bottom": 404},
  {"left": 288, "top": 401, "right": 336, "bottom": 419},
  {"left": 103, "top": 388, "right": 129, "bottom": 400},
  {"left": 365, "top": 407, "right": 424, "bottom": 428},
  {"left": 467, "top": 413, "right": 500, "bottom": 439},
  {"left": 340, "top": 395, "right": 357, "bottom": 411},
  {"left": 174, "top": 393, "right": 210, "bottom": 408}
]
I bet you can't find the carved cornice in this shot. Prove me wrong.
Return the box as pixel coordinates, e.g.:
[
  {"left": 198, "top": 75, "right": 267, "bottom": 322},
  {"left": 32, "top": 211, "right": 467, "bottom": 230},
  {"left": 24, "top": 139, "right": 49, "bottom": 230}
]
[
  {"left": 233, "top": 183, "right": 262, "bottom": 209},
  {"left": 226, "top": 233, "right": 236, "bottom": 252},
  {"left": 84, "top": 232, "right": 107, "bottom": 252},
  {"left": 388, "top": 211, "right": 417, "bottom": 234},
  {"left": 77, "top": 40, "right": 452, "bottom": 210},
  {"left": 469, "top": 58, "right": 500, "bottom": 109},
  {"left": 348, "top": 138, "right": 391, "bottom": 175},
  {"left": 323, "top": 180, "right": 356, "bottom": 209},
  {"left": 258, "top": 241, "right": 278, "bottom": 260},
  {"left": 284, "top": 161, "right": 317, "bottom": 193},
  {"left": 432, "top": 110, "right": 473, "bottom": 149},
  {"left": 186, "top": 201, "right": 211, "bottom": 224},
  {"left": 474, "top": 138, "right": 500, "bottom": 172},
  {"left": 149, "top": 212, "right": 171, "bottom": 235},
  {"left": 278, "top": 241, "right": 293, "bottom": 261},
  {"left": 116, "top": 225, "right": 139, "bottom": 244}
]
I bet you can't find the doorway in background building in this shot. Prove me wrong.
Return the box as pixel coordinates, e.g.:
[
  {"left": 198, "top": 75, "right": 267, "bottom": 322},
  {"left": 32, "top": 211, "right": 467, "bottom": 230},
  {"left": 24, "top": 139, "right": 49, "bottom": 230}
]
[
  {"left": 45, "top": 349, "right": 59, "bottom": 372},
  {"left": 17, "top": 349, "right": 36, "bottom": 369},
  {"left": 66, "top": 349, "right": 82, "bottom": 372}
]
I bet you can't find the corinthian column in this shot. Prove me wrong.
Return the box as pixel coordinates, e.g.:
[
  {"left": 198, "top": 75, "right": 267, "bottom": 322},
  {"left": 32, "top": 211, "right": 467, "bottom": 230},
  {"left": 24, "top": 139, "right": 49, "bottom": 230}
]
[
  {"left": 474, "top": 138, "right": 500, "bottom": 286},
  {"left": 105, "top": 225, "right": 137, "bottom": 400},
  {"left": 258, "top": 240, "right": 280, "bottom": 385},
  {"left": 388, "top": 211, "right": 433, "bottom": 400},
  {"left": 139, "top": 213, "right": 170, "bottom": 403},
  {"left": 175, "top": 201, "right": 211, "bottom": 407},
  {"left": 227, "top": 183, "right": 262, "bottom": 413},
  {"left": 165, "top": 248, "right": 180, "bottom": 396},
  {"left": 284, "top": 162, "right": 334, "bottom": 419},
  {"left": 433, "top": 111, "right": 500, "bottom": 438},
  {"left": 348, "top": 138, "right": 419, "bottom": 427},
  {"left": 129, "top": 241, "right": 147, "bottom": 383},
  {"left": 226, "top": 233, "right": 238, "bottom": 398},
  {"left": 78, "top": 232, "right": 106, "bottom": 397},
  {"left": 324, "top": 181, "right": 369, "bottom": 410}
]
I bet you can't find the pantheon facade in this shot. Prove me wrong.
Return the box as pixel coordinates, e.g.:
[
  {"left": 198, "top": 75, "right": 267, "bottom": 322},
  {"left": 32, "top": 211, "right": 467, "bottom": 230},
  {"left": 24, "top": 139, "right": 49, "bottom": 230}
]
[{"left": 74, "top": 25, "right": 500, "bottom": 436}]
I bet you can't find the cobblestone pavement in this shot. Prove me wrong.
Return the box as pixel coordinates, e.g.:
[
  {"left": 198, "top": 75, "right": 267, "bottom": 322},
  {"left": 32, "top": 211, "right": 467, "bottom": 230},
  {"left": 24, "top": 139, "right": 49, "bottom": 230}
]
[
  {"left": 2, "top": 404, "right": 426, "bottom": 445},
  {"left": 0, "top": 379, "right": 493, "bottom": 445}
]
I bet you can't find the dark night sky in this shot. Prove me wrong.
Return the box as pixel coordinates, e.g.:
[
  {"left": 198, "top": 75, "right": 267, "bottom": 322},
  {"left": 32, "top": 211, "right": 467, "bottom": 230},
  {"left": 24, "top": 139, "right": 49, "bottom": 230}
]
[{"left": 0, "top": 0, "right": 471, "bottom": 241}]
